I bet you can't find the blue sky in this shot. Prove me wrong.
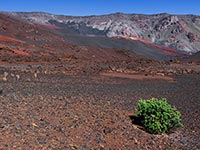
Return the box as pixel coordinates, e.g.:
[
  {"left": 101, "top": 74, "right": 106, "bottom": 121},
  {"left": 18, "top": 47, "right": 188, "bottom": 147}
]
[{"left": 0, "top": 0, "right": 199, "bottom": 16}]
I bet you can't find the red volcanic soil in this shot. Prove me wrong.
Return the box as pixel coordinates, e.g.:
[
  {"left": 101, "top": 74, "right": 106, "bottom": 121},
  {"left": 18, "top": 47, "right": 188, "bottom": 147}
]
[
  {"left": 112, "top": 36, "right": 181, "bottom": 57},
  {"left": 0, "top": 44, "right": 30, "bottom": 56},
  {"left": 0, "top": 35, "right": 24, "bottom": 43},
  {"left": 12, "top": 49, "right": 30, "bottom": 56}
]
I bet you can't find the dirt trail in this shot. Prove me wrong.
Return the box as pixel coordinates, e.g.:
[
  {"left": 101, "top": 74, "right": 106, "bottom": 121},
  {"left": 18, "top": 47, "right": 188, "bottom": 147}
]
[{"left": 100, "top": 72, "right": 174, "bottom": 81}]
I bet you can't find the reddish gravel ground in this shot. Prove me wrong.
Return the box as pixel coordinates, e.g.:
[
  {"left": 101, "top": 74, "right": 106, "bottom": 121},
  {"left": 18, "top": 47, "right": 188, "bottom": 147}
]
[
  {"left": 0, "top": 67, "right": 199, "bottom": 150},
  {"left": 1, "top": 12, "right": 200, "bottom": 150}
]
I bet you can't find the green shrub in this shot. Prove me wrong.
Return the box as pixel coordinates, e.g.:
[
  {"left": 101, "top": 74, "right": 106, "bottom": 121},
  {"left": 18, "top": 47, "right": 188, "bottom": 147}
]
[{"left": 136, "top": 98, "right": 183, "bottom": 134}]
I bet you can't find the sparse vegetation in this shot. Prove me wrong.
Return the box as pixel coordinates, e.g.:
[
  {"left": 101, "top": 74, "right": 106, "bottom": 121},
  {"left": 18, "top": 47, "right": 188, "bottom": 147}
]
[{"left": 136, "top": 98, "right": 183, "bottom": 134}]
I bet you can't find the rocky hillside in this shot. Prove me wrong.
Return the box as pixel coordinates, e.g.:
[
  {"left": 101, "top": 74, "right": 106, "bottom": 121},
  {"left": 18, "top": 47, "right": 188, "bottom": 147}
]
[
  {"left": 1, "top": 12, "right": 163, "bottom": 74},
  {"left": 5, "top": 12, "right": 200, "bottom": 53}
]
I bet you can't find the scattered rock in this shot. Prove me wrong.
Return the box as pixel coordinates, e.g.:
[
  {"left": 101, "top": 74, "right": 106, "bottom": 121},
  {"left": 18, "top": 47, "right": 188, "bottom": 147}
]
[
  {"left": 16, "top": 75, "right": 20, "bottom": 80},
  {"left": 2, "top": 72, "right": 8, "bottom": 81}
]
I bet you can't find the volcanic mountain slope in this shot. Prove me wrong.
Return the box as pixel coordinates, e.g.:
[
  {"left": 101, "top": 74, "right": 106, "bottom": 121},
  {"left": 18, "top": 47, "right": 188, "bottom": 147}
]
[
  {"left": 0, "top": 12, "right": 186, "bottom": 64},
  {"left": 1, "top": 12, "right": 166, "bottom": 75},
  {"left": 6, "top": 12, "right": 200, "bottom": 53},
  {"left": 1, "top": 12, "right": 188, "bottom": 61}
]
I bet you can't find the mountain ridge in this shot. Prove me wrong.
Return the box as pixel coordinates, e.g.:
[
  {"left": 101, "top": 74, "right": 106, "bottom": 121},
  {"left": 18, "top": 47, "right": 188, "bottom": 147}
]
[
  {"left": 2, "top": 11, "right": 200, "bottom": 17},
  {"left": 1, "top": 11, "right": 200, "bottom": 63},
  {"left": 4, "top": 11, "right": 200, "bottom": 53}
]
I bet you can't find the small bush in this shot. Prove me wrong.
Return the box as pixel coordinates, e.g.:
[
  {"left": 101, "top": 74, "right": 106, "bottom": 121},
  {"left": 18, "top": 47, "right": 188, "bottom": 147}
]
[{"left": 136, "top": 98, "right": 183, "bottom": 134}]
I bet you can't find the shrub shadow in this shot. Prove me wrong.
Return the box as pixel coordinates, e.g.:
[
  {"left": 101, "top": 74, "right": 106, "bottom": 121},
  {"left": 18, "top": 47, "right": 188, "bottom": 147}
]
[
  {"left": 129, "top": 115, "right": 145, "bottom": 131},
  {"left": 129, "top": 115, "right": 179, "bottom": 134}
]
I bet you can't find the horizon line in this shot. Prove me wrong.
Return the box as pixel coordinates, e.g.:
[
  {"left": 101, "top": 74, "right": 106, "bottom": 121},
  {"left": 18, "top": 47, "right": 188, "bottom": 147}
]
[{"left": 1, "top": 10, "right": 200, "bottom": 17}]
